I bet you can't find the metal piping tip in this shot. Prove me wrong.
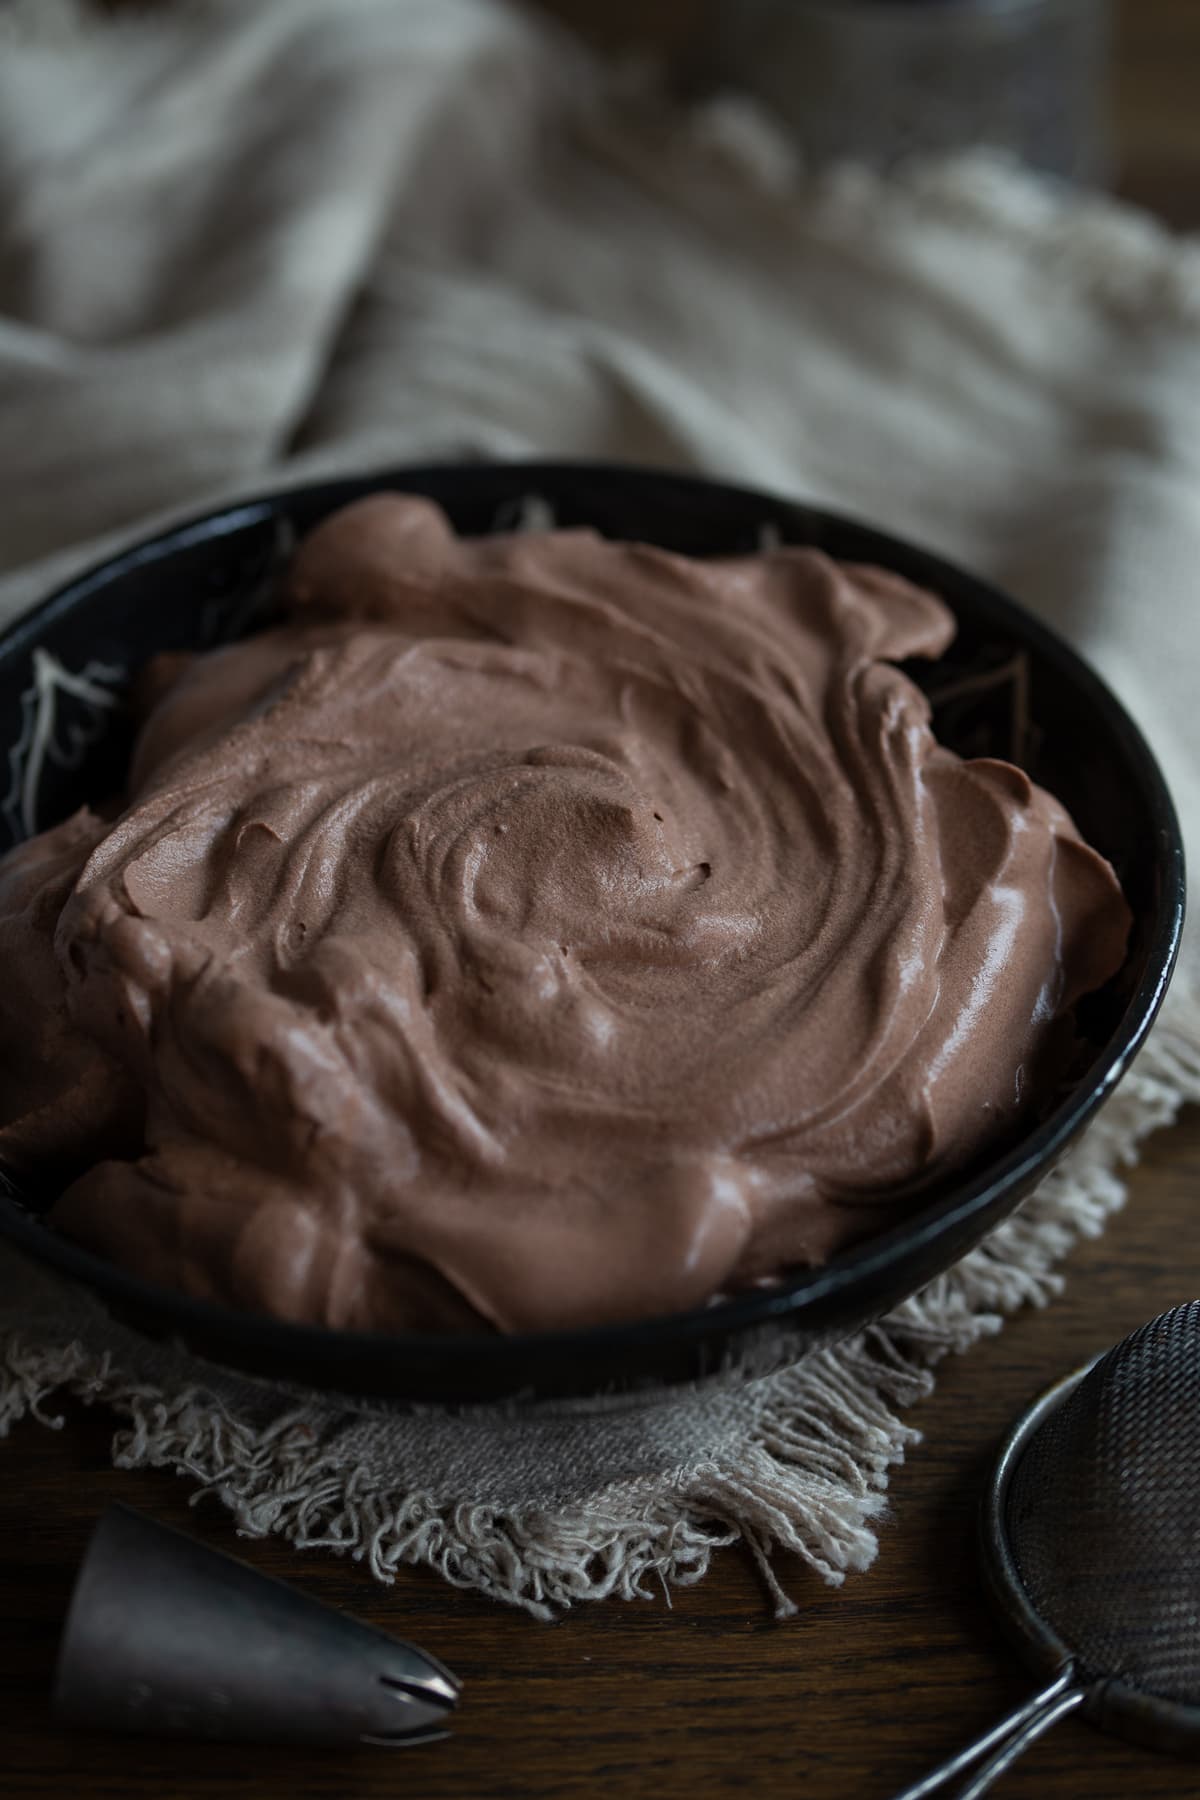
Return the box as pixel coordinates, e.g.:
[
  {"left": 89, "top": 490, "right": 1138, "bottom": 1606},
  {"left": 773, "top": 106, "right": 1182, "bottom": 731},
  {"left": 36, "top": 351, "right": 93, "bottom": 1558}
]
[{"left": 53, "top": 1504, "right": 460, "bottom": 1748}]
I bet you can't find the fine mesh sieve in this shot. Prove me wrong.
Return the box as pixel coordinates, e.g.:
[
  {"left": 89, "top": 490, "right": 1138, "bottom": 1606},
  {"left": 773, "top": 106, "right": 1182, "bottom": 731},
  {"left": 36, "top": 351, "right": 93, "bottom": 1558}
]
[{"left": 894, "top": 1300, "right": 1200, "bottom": 1799}]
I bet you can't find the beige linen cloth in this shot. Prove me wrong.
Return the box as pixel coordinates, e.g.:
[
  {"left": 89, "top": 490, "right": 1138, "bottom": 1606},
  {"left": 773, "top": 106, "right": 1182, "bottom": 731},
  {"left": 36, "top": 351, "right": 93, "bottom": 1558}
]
[{"left": 1, "top": 0, "right": 1199, "bottom": 1617}]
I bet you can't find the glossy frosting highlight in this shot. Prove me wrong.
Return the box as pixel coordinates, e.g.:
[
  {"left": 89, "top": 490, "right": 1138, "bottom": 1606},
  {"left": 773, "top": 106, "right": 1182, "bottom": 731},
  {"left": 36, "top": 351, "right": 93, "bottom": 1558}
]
[{"left": 0, "top": 497, "right": 1130, "bottom": 1332}]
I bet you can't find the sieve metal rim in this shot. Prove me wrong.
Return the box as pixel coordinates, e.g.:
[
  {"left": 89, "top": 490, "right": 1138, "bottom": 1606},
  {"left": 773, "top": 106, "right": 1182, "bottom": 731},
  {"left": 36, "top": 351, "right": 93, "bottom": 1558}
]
[{"left": 979, "top": 1356, "right": 1200, "bottom": 1760}]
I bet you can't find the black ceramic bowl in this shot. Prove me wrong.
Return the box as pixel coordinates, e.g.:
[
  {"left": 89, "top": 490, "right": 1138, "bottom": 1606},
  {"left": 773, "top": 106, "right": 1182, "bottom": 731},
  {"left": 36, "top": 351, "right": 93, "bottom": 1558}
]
[{"left": 0, "top": 464, "right": 1184, "bottom": 1404}]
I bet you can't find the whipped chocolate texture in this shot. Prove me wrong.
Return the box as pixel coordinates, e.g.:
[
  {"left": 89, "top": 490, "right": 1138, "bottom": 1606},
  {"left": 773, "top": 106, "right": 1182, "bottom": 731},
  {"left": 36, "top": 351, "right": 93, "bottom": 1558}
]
[{"left": 0, "top": 497, "right": 1130, "bottom": 1333}]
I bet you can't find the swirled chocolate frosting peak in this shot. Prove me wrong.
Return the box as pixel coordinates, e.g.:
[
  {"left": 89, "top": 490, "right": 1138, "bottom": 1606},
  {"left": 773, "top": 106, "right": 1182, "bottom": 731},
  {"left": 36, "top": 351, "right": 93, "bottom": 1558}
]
[{"left": 0, "top": 496, "right": 1131, "bottom": 1332}]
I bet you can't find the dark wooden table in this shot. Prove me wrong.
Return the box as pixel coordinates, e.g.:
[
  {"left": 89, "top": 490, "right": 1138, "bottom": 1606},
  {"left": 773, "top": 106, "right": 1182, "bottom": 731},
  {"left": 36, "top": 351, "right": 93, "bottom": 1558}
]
[
  {"left": 4, "top": 1113, "right": 1200, "bottom": 1799},
  {"left": 6, "top": 2, "right": 1200, "bottom": 1796}
]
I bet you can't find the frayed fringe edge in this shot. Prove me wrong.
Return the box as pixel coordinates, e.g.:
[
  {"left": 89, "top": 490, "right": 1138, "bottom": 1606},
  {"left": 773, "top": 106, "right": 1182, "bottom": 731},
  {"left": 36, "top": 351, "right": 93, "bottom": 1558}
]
[
  {"left": 2, "top": 1011, "right": 1197, "bottom": 1619},
  {"left": 0, "top": 1325, "right": 926, "bottom": 1620}
]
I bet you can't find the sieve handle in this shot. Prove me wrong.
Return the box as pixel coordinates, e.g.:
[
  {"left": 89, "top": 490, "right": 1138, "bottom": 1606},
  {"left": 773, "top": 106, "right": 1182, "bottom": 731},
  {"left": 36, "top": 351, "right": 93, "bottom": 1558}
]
[{"left": 889, "top": 1666, "right": 1085, "bottom": 1800}]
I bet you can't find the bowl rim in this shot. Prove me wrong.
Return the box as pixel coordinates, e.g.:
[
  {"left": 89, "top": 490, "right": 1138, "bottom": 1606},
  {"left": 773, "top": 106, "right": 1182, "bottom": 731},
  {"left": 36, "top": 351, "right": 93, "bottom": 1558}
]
[{"left": 0, "top": 460, "right": 1186, "bottom": 1393}]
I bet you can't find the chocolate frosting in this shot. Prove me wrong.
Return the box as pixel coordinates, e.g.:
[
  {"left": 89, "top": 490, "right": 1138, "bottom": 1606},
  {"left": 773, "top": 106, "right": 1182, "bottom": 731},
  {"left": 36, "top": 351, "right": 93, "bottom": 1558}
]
[{"left": 0, "top": 497, "right": 1130, "bottom": 1332}]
